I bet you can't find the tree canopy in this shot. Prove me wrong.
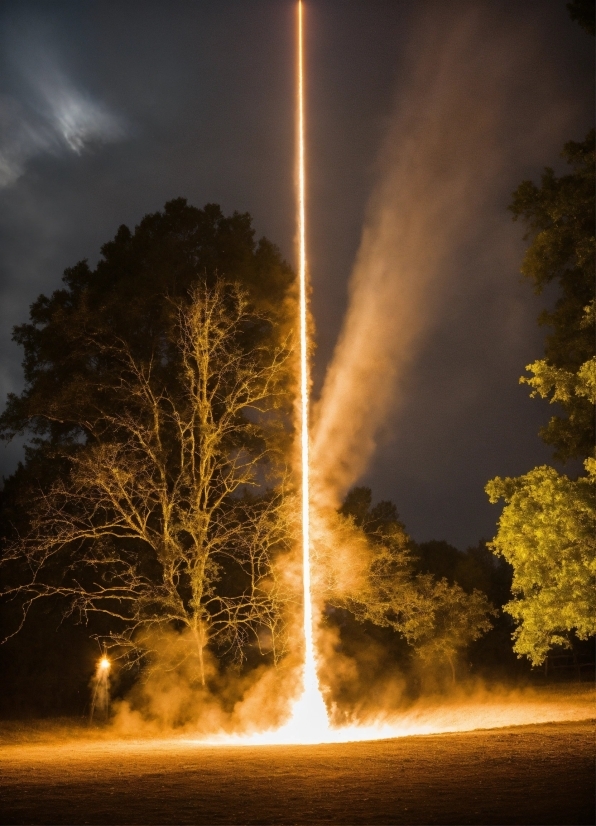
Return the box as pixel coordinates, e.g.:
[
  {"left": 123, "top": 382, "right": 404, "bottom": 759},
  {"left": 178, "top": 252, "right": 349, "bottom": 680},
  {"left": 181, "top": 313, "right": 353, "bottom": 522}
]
[
  {"left": 0, "top": 201, "right": 297, "bottom": 681},
  {"left": 486, "top": 9, "right": 595, "bottom": 666},
  {"left": 487, "top": 132, "right": 595, "bottom": 662},
  {"left": 511, "top": 130, "right": 595, "bottom": 461},
  {"left": 488, "top": 131, "right": 595, "bottom": 664},
  {"left": 1, "top": 198, "right": 294, "bottom": 458},
  {"left": 487, "top": 463, "right": 596, "bottom": 665},
  {"left": 0, "top": 199, "right": 296, "bottom": 525},
  {"left": 332, "top": 487, "right": 495, "bottom": 681}
]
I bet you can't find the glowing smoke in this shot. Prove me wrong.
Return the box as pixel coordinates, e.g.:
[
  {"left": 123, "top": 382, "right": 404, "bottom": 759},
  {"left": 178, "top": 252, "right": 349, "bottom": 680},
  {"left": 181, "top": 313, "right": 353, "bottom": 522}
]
[
  {"left": 311, "top": 2, "right": 575, "bottom": 505},
  {"left": 107, "top": 3, "right": 586, "bottom": 743},
  {"left": 0, "top": 19, "right": 125, "bottom": 187},
  {"left": 45, "top": 3, "right": 589, "bottom": 744}
]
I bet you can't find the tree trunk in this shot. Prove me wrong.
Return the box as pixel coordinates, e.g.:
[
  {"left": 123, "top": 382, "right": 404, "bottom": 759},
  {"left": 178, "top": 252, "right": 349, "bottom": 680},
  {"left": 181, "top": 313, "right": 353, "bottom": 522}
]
[
  {"left": 447, "top": 654, "right": 456, "bottom": 685},
  {"left": 198, "top": 645, "right": 205, "bottom": 688},
  {"left": 191, "top": 621, "right": 206, "bottom": 687}
]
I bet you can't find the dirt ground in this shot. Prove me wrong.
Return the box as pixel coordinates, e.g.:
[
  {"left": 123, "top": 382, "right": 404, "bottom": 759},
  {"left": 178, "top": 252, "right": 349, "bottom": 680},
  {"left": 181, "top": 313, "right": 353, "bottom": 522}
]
[{"left": 0, "top": 719, "right": 594, "bottom": 825}]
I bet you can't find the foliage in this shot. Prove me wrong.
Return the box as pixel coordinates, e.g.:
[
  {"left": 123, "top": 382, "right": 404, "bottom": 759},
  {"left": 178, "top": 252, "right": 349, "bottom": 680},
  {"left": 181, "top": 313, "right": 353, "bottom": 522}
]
[
  {"left": 0, "top": 198, "right": 294, "bottom": 483},
  {"left": 2, "top": 283, "right": 293, "bottom": 683},
  {"left": 407, "top": 578, "right": 495, "bottom": 682},
  {"left": 413, "top": 539, "right": 511, "bottom": 601},
  {"left": 510, "top": 130, "right": 595, "bottom": 461},
  {"left": 411, "top": 539, "right": 526, "bottom": 679},
  {"left": 333, "top": 487, "right": 496, "bottom": 679},
  {"left": 485, "top": 119, "right": 595, "bottom": 667},
  {"left": 0, "top": 201, "right": 297, "bottom": 683},
  {"left": 486, "top": 461, "right": 596, "bottom": 665}
]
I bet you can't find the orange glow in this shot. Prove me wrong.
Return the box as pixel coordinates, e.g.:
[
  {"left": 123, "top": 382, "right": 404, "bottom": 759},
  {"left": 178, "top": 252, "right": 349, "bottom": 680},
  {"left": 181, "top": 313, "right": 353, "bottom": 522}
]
[
  {"left": 204, "top": 3, "right": 330, "bottom": 746},
  {"left": 182, "top": 3, "right": 595, "bottom": 749},
  {"left": 295, "top": 0, "right": 330, "bottom": 734},
  {"left": 78, "top": 6, "right": 596, "bottom": 748},
  {"left": 250, "top": 0, "right": 331, "bottom": 745}
]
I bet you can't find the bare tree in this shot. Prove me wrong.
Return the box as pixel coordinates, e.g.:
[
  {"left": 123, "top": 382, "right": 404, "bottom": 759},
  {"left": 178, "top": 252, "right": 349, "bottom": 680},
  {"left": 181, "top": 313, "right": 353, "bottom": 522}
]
[{"left": 2, "top": 281, "right": 293, "bottom": 684}]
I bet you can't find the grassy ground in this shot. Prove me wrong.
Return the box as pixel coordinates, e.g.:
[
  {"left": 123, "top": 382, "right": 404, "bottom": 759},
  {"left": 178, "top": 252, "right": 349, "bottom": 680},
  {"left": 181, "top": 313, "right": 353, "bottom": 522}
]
[
  {"left": 0, "top": 717, "right": 594, "bottom": 825},
  {"left": 0, "top": 685, "right": 593, "bottom": 825}
]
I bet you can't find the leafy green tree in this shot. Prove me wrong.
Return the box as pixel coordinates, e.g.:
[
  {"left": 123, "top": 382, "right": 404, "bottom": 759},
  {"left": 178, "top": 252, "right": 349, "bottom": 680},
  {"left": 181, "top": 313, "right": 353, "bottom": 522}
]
[
  {"left": 510, "top": 130, "right": 595, "bottom": 461},
  {"left": 487, "top": 28, "right": 595, "bottom": 663},
  {"left": 486, "top": 462, "right": 596, "bottom": 665}
]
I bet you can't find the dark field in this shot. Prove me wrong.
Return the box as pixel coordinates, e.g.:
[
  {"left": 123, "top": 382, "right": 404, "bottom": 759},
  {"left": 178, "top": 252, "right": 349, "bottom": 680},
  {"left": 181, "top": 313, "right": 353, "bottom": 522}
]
[{"left": 0, "top": 719, "right": 594, "bottom": 825}]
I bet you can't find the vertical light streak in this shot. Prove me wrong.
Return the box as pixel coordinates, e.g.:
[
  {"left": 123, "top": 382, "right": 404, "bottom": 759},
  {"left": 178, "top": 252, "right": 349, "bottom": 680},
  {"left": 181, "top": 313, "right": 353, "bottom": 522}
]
[
  {"left": 297, "top": 0, "right": 316, "bottom": 680},
  {"left": 292, "top": 0, "right": 329, "bottom": 737},
  {"left": 190, "top": 4, "right": 596, "bottom": 748}
]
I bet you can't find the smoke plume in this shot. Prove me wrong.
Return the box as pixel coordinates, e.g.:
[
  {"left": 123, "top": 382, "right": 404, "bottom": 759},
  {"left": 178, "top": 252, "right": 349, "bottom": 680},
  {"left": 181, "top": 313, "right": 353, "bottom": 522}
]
[{"left": 311, "top": 2, "right": 574, "bottom": 506}]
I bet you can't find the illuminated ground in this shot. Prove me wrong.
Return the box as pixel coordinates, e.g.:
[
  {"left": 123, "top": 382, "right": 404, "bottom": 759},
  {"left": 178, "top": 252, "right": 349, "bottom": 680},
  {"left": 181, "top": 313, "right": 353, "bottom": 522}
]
[{"left": 0, "top": 719, "right": 593, "bottom": 825}]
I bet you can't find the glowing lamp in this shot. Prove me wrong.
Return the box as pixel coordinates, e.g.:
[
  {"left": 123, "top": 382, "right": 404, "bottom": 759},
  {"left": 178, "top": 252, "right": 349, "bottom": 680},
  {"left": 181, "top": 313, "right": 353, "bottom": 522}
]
[{"left": 99, "top": 657, "right": 110, "bottom": 671}]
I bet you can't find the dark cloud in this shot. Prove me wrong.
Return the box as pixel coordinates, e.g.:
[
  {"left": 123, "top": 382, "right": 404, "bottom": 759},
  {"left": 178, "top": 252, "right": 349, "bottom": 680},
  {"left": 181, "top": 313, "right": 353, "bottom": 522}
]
[
  {"left": 0, "top": 11, "right": 126, "bottom": 185},
  {"left": 0, "top": 0, "right": 593, "bottom": 548}
]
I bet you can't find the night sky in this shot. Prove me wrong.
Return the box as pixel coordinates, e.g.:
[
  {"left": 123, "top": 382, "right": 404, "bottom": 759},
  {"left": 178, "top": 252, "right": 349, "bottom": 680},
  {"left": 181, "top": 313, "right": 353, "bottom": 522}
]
[{"left": 0, "top": 0, "right": 593, "bottom": 548}]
